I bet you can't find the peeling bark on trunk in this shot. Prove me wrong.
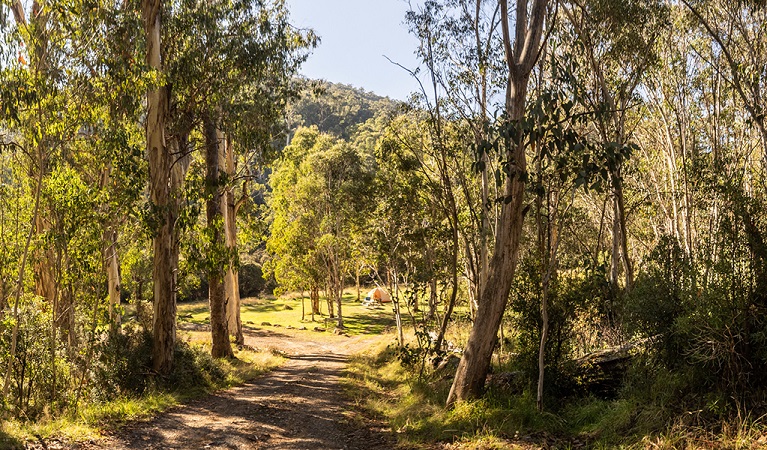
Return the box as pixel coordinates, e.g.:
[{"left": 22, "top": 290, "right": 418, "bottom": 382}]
[
  {"left": 101, "top": 162, "right": 121, "bottom": 333},
  {"left": 222, "top": 138, "right": 243, "bottom": 345},
  {"left": 205, "top": 113, "right": 234, "bottom": 359},
  {"left": 104, "top": 227, "right": 121, "bottom": 332},
  {"left": 224, "top": 266, "right": 242, "bottom": 343},
  {"left": 446, "top": 134, "right": 527, "bottom": 404},
  {"left": 446, "top": 0, "right": 548, "bottom": 406},
  {"left": 143, "top": 0, "right": 177, "bottom": 375}
]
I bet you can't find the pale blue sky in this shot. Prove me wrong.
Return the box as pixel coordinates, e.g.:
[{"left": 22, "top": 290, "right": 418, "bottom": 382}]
[{"left": 286, "top": 0, "right": 422, "bottom": 101}]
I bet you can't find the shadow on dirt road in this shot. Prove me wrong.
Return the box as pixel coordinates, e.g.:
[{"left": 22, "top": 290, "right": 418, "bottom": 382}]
[{"left": 97, "top": 330, "right": 395, "bottom": 450}]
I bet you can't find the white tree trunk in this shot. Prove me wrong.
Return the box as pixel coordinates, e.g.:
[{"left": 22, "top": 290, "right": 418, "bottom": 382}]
[
  {"left": 104, "top": 227, "right": 121, "bottom": 331},
  {"left": 205, "top": 113, "right": 234, "bottom": 359},
  {"left": 222, "top": 137, "right": 244, "bottom": 345}
]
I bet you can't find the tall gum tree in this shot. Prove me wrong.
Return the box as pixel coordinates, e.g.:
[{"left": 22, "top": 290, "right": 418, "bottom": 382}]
[
  {"left": 204, "top": 111, "right": 234, "bottom": 358},
  {"left": 169, "top": 0, "right": 315, "bottom": 348},
  {"left": 7, "top": 0, "right": 59, "bottom": 336},
  {"left": 446, "top": 0, "right": 550, "bottom": 407},
  {"left": 681, "top": 0, "right": 767, "bottom": 158},
  {"left": 406, "top": 0, "right": 505, "bottom": 316},
  {"left": 142, "top": 0, "right": 177, "bottom": 375},
  {"left": 223, "top": 139, "right": 244, "bottom": 345},
  {"left": 266, "top": 127, "right": 374, "bottom": 328},
  {"left": 563, "top": 0, "right": 668, "bottom": 294}
]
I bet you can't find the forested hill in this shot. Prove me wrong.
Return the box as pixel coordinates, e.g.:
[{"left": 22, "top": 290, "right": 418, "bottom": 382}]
[{"left": 287, "top": 80, "right": 401, "bottom": 139}]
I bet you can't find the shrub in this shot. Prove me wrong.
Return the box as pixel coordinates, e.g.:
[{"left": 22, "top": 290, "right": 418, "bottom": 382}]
[
  {"left": 623, "top": 236, "right": 692, "bottom": 367},
  {"left": 1, "top": 296, "right": 70, "bottom": 418},
  {"left": 92, "top": 327, "right": 153, "bottom": 399},
  {"left": 164, "top": 341, "right": 227, "bottom": 392},
  {"left": 508, "top": 254, "right": 608, "bottom": 403}
]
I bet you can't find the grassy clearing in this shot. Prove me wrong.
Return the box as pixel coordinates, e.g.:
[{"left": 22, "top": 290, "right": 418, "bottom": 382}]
[
  {"left": 178, "top": 288, "right": 396, "bottom": 336},
  {"left": 344, "top": 341, "right": 767, "bottom": 449}
]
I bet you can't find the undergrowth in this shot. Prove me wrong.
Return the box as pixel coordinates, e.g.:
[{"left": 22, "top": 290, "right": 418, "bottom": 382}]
[
  {"left": 343, "top": 340, "right": 562, "bottom": 448},
  {"left": 344, "top": 340, "right": 767, "bottom": 449},
  {"left": 0, "top": 336, "right": 283, "bottom": 449}
]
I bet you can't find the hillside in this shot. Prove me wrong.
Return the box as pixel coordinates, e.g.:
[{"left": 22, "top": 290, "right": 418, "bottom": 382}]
[{"left": 287, "top": 79, "right": 401, "bottom": 140}]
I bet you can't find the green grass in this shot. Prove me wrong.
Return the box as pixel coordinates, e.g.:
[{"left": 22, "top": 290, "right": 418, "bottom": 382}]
[
  {"left": 342, "top": 340, "right": 564, "bottom": 448},
  {"left": 1, "top": 341, "right": 284, "bottom": 449},
  {"left": 178, "top": 288, "right": 396, "bottom": 336},
  {"left": 2, "top": 393, "right": 178, "bottom": 445},
  {"left": 3, "top": 288, "right": 404, "bottom": 448},
  {"left": 342, "top": 340, "right": 767, "bottom": 449}
]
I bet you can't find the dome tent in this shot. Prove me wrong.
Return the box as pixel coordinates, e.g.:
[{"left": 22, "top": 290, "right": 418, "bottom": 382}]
[{"left": 364, "top": 287, "right": 391, "bottom": 304}]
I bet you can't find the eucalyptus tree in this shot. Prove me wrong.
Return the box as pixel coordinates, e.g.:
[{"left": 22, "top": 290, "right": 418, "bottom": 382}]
[
  {"left": 5, "top": 0, "right": 57, "bottom": 319},
  {"left": 447, "top": 0, "right": 551, "bottom": 406},
  {"left": 373, "top": 114, "right": 438, "bottom": 309},
  {"left": 1, "top": 0, "right": 95, "bottom": 345},
  {"left": 563, "top": 0, "right": 668, "bottom": 293},
  {"left": 140, "top": 0, "right": 315, "bottom": 362},
  {"left": 217, "top": 4, "right": 315, "bottom": 344},
  {"left": 634, "top": 7, "right": 706, "bottom": 257},
  {"left": 170, "top": 0, "right": 314, "bottom": 353},
  {"left": 379, "top": 107, "right": 464, "bottom": 349},
  {"left": 1, "top": 0, "right": 146, "bottom": 409},
  {"left": 266, "top": 126, "right": 374, "bottom": 328},
  {"left": 635, "top": 0, "right": 767, "bottom": 392},
  {"left": 266, "top": 128, "right": 329, "bottom": 316},
  {"left": 141, "top": 0, "right": 179, "bottom": 375},
  {"left": 682, "top": 0, "right": 767, "bottom": 158},
  {"left": 401, "top": 3, "right": 479, "bottom": 354},
  {"left": 406, "top": 0, "right": 506, "bottom": 313},
  {"left": 523, "top": 50, "right": 624, "bottom": 409}
]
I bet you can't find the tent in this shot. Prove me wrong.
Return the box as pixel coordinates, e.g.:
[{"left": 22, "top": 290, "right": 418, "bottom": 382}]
[{"left": 365, "top": 287, "right": 391, "bottom": 304}]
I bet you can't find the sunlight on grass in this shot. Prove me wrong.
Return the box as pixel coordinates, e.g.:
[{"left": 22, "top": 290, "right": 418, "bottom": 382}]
[
  {"left": 178, "top": 288, "right": 396, "bottom": 336},
  {"left": 1, "top": 394, "right": 175, "bottom": 446},
  {"left": 1, "top": 345, "right": 283, "bottom": 448},
  {"left": 5, "top": 289, "right": 394, "bottom": 448},
  {"left": 344, "top": 342, "right": 767, "bottom": 449},
  {"left": 342, "top": 340, "right": 553, "bottom": 448}
]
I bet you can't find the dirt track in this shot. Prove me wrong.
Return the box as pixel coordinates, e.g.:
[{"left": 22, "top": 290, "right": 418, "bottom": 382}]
[{"left": 91, "top": 327, "right": 396, "bottom": 450}]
